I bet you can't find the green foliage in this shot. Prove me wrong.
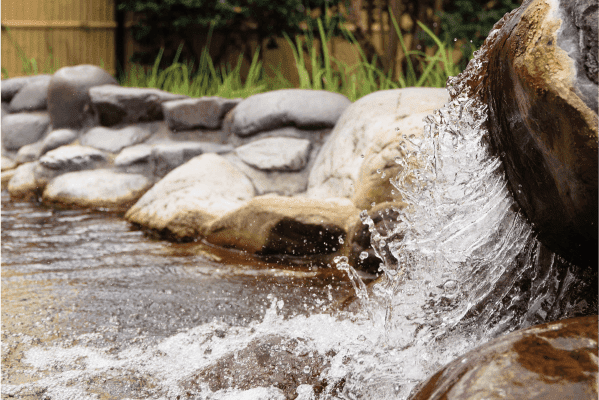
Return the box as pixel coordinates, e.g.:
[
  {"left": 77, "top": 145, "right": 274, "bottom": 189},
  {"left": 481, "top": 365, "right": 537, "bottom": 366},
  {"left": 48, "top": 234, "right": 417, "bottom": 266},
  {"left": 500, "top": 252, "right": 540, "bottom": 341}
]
[
  {"left": 116, "top": 0, "right": 348, "bottom": 68},
  {"left": 437, "top": 0, "right": 522, "bottom": 63},
  {"left": 1, "top": 27, "right": 62, "bottom": 78}
]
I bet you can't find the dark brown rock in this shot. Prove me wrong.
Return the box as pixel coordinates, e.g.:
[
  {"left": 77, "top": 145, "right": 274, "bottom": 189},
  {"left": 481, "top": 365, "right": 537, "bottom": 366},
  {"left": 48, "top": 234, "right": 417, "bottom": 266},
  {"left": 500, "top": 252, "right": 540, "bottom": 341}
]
[
  {"left": 47, "top": 65, "right": 118, "bottom": 130},
  {"left": 408, "top": 315, "right": 598, "bottom": 400},
  {"left": 482, "top": 0, "right": 598, "bottom": 267}
]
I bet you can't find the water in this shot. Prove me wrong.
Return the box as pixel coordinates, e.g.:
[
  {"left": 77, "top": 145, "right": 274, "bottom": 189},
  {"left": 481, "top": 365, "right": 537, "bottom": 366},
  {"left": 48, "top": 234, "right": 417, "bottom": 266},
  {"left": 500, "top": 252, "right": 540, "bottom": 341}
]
[{"left": 2, "top": 12, "right": 596, "bottom": 398}]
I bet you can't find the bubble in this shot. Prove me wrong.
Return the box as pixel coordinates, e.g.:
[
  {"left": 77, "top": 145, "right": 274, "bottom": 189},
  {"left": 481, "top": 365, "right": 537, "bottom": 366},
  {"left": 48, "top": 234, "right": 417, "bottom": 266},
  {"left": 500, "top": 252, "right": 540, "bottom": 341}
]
[
  {"left": 303, "top": 366, "right": 311, "bottom": 374},
  {"left": 338, "top": 236, "right": 344, "bottom": 244},
  {"left": 359, "top": 251, "right": 369, "bottom": 260},
  {"left": 361, "top": 154, "right": 365, "bottom": 158}
]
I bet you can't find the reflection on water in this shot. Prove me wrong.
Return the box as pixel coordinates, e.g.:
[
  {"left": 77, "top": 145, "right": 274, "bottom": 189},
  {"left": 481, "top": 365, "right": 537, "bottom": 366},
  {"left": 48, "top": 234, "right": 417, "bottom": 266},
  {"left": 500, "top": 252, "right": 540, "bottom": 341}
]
[{"left": 1, "top": 190, "right": 357, "bottom": 398}]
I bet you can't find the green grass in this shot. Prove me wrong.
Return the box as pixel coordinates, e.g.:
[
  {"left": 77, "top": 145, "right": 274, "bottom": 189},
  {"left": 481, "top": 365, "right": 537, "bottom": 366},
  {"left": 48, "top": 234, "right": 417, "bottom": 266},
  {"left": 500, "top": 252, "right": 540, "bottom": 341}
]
[{"left": 3, "top": 13, "right": 472, "bottom": 102}]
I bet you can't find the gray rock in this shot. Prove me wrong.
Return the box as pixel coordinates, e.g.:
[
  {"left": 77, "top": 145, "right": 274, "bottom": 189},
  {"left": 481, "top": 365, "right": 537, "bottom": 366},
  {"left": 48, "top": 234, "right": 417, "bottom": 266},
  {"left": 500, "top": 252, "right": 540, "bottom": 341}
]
[
  {"left": 8, "top": 75, "right": 52, "bottom": 112},
  {"left": 80, "top": 125, "right": 152, "bottom": 153},
  {"left": 1, "top": 75, "right": 51, "bottom": 102},
  {"left": 15, "top": 140, "right": 44, "bottom": 164},
  {"left": 42, "top": 169, "right": 153, "bottom": 210},
  {"left": 40, "top": 129, "right": 78, "bottom": 155},
  {"left": 150, "top": 141, "right": 233, "bottom": 177},
  {"left": 114, "top": 144, "right": 153, "bottom": 167},
  {"left": 89, "top": 85, "right": 187, "bottom": 126},
  {"left": 2, "top": 102, "right": 10, "bottom": 119},
  {"left": 1, "top": 155, "right": 16, "bottom": 172},
  {"left": 227, "top": 126, "right": 332, "bottom": 148},
  {"left": 224, "top": 153, "right": 310, "bottom": 196},
  {"left": 125, "top": 153, "right": 255, "bottom": 239},
  {"left": 162, "top": 97, "right": 241, "bottom": 131},
  {"left": 235, "top": 137, "right": 311, "bottom": 171},
  {"left": 47, "top": 65, "right": 118, "bottom": 130},
  {"left": 1, "top": 112, "right": 51, "bottom": 151},
  {"left": 225, "top": 89, "right": 351, "bottom": 137},
  {"left": 39, "top": 145, "right": 108, "bottom": 171},
  {"left": 7, "top": 161, "right": 40, "bottom": 198},
  {"left": 307, "top": 88, "right": 449, "bottom": 207}
]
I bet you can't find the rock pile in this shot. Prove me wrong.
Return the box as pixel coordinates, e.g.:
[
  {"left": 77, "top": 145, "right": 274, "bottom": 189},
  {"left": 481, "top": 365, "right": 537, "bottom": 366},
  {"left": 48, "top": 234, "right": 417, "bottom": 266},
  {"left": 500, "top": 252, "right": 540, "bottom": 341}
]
[{"left": 1, "top": 65, "right": 448, "bottom": 269}]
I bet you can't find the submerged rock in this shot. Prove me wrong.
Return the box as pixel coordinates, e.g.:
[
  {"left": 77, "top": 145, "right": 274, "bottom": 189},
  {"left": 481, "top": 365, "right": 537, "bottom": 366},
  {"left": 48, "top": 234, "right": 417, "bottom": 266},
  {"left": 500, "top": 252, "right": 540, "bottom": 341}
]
[
  {"left": 483, "top": 0, "right": 598, "bottom": 267},
  {"left": 47, "top": 65, "right": 118, "bottom": 130},
  {"left": 125, "top": 153, "right": 255, "bottom": 239},
  {"left": 205, "top": 195, "right": 358, "bottom": 256},
  {"left": 409, "top": 315, "right": 598, "bottom": 400}
]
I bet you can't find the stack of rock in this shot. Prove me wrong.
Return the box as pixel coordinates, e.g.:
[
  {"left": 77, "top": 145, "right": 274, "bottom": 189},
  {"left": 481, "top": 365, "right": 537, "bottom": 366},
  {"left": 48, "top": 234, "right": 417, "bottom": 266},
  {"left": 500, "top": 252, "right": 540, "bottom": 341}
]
[{"left": 1, "top": 64, "right": 448, "bottom": 270}]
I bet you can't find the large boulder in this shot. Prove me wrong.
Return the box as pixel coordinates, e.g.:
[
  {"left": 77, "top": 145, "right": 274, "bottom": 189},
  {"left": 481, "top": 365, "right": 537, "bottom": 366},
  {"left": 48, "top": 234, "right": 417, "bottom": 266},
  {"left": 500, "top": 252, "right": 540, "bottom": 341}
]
[
  {"left": 42, "top": 169, "right": 153, "bottom": 210},
  {"left": 307, "top": 88, "right": 449, "bottom": 208},
  {"left": 1, "top": 112, "right": 51, "bottom": 151},
  {"left": 162, "top": 97, "right": 241, "bottom": 131},
  {"left": 409, "top": 315, "right": 598, "bottom": 400},
  {"left": 482, "top": 0, "right": 598, "bottom": 267},
  {"left": 205, "top": 195, "right": 359, "bottom": 256},
  {"left": 89, "top": 85, "right": 187, "bottom": 126},
  {"left": 225, "top": 89, "right": 351, "bottom": 137},
  {"left": 125, "top": 153, "right": 255, "bottom": 239},
  {"left": 7, "top": 75, "right": 52, "bottom": 112},
  {"left": 47, "top": 65, "right": 118, "bottom": 130}
]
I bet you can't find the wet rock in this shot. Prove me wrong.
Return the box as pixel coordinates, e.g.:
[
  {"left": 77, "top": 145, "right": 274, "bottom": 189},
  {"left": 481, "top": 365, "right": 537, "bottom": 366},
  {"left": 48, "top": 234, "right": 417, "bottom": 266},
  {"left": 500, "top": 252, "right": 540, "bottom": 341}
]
[
  {"left": 224, "top": 153, "right": 311, "bottom": 196},
  {"left": 125, "top": 153, "right": 255, "bottom": 239},
  {"left": 15, "top": 140, "right": 44, "bottom": 164},
  {"left": 205, "top": 194, "right": 358, "bottom": 256},
  {"left": 1, "top": 112, "right": 51, "bottom": 151},
  {"left": 80, "top": 125, "right": 152, "bottom": 153},
  {"left": 8, "top": 74, "right": 52, "bottom": 112},
  {"left": 408, "top": 315, "right": 598, "bottom": 400},
  {"left": 225, "top": 89, "right": 351, "bottom": 137},
  {"left": 307, "top": 88, "right": 449, "bottom": 207},
  {"left": 40, "top": 128, "right": 78, "bottom": 155},
  {"left": 7, "top": 162, "right": 41, "bottom": 199},
  {"left": 47, "top": 65, "right": 118, "bottom": 130},
  {"left": 346, "top": 201, "right": 406, "bottom": 273},
  {"left": 150, "top": 141, "right": 233, "bottom": 177},
  {"left": 1, "top": 76, "right": 46, "bottom": 102},
  {"left": 42, "top": 169, "right": 153, "bottom": 210},
  {"left": 483, "top": 0, "right": 598, "bottom": 267},
  {"left": 1, "top": 155, "right": 16, "bottom": 172},
  {"left": 184, "top": 335, "right": 333, "bottom": 399},
  {"left": 162, "top": 96, "right": 240, "bottom": 131},
  {"left": 235, "top": 137, "right": 312, "bottom": 171},
  {"left": 89, "top": 85, "right": 187, "bottom": 126},
  {"left": 39, "top": 145, "right": 108, "bottom": 171}
]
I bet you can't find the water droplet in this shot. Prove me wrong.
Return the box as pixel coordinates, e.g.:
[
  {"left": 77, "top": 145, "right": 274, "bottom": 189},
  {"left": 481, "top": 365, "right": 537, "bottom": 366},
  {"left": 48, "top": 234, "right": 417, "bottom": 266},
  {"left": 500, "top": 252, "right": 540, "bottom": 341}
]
[
  {"left": 361, "top": 154, "right": 365, "bottom": 158},
  {"left": 338, "top": 236, "right": 344, "bottom": 244},
  {"left": 359, "top": 251, "right": 368, "bottom": 260},
  {"left": 303, "top": 365, "right": 311, "bottom": 374},
  {"left": 371, "top": 202, "right": 376, "bottom": 207},
  {"left": 377, "top": 168, "right": 381, "bottom": 174}
]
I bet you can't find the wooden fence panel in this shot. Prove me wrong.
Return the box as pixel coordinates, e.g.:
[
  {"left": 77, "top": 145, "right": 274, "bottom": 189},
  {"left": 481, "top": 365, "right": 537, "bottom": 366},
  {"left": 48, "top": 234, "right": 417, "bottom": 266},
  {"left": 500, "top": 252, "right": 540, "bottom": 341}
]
[{"left": 1, "top": 0, "right": 116, "bottom": 79}]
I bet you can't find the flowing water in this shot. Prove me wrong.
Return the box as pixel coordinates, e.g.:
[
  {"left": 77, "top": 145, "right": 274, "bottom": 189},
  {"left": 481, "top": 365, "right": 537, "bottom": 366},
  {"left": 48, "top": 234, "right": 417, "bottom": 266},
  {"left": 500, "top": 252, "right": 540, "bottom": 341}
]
[{"left": 2, "top": 11, "right": 597, "bottom": 399}]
